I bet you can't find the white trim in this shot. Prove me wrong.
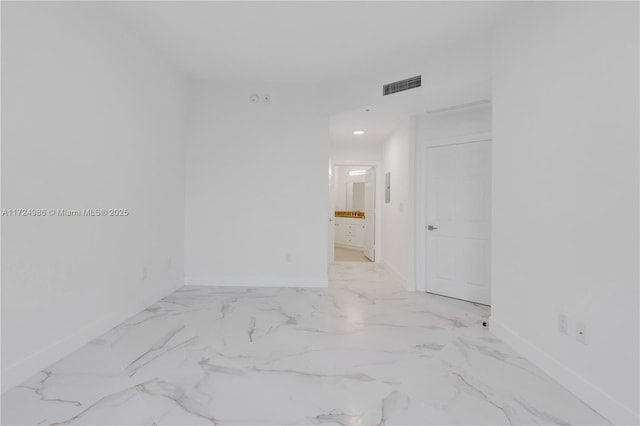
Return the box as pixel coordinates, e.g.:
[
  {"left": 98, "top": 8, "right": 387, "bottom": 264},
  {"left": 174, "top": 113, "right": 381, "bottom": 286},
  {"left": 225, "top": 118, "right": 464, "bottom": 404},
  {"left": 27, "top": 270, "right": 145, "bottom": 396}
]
[
  {"left": 0, "top": 285, "right": 180, "bottom": 394},
  {"left": 491, "top": 317, "right": 639, "bottom": 426},
  {"left": 334, "top": 243, "right": 364, "bottom": 250},
  {"left": 425, "top": 131, "right": 492, "bottom": 148},
  {"left": 415, "top": 140, "right": 428, "bottom": 292},
  {"left": 185, "top": 276, "right": 328, "bottom": 288},
  {"left": 407, "top": 116, "right": 418, "bottom": 292}
]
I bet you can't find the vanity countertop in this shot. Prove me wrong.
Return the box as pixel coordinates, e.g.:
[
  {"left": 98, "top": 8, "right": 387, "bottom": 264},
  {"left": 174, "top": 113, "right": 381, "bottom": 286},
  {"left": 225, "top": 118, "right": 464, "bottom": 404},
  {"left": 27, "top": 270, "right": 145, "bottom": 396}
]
[{"left": 335, "top": 211, "right": 365, "bottom": 219}]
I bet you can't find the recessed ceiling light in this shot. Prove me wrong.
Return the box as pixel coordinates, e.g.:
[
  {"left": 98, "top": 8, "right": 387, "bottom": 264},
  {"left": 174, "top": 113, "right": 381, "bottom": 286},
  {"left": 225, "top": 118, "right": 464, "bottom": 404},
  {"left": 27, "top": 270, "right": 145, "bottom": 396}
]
[
  {"left": 349, "top": 170, "right": 367, "bottom": 176},
  {"left": 353, "top": 130, "right": 365, "bottom": 135}
]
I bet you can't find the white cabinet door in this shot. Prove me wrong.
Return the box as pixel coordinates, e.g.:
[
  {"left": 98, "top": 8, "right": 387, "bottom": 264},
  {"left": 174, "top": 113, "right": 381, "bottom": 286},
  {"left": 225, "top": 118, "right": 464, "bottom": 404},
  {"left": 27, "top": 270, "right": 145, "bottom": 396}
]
[
  {"left": 345, "top": 222, "right": 364, "bottom": 247},
  {"left": 364, "top": 168, "right": 375, "bottom": 260},
  {"left": 334, "top": 222, "right": 346, "bottom": 245},
  {"left": 426, "top": 141, "right": 491, "bottom": 304}
]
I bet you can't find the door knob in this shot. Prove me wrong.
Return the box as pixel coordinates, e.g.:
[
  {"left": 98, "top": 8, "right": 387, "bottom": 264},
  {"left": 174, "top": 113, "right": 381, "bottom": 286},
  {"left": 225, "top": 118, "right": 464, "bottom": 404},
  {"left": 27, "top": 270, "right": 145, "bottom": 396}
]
[{"left": 427, "top": 225, "right": 438, "bottom": 231}]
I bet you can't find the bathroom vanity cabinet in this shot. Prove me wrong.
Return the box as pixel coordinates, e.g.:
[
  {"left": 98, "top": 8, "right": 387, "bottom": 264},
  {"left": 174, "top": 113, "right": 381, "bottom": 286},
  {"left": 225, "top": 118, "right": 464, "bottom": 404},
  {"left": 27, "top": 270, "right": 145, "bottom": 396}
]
[{"left": 334, "top": 217, "right": 365, "bottom": 249}]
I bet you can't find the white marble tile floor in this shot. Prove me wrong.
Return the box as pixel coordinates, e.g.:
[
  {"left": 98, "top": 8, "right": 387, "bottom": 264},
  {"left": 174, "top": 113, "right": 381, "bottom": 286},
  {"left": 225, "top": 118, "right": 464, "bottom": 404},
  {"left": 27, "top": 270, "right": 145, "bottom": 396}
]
[{"left": 1, "top": 262, "right": 608, "bottom": 425}]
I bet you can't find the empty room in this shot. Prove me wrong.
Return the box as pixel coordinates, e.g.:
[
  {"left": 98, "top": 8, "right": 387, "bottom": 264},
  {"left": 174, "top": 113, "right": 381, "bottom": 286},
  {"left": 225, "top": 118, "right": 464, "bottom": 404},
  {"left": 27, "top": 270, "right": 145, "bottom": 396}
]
[{"left": 1, "top": 1, "right": 638, "bottom": 425}]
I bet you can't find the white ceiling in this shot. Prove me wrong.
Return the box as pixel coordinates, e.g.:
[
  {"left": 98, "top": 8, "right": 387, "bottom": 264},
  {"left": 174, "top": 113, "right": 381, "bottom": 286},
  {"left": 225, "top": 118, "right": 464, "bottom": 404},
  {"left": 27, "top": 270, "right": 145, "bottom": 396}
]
[
  {"left": 330, "top": 104, "right": 409, "bottom": 146},
  {"left": 110, "top": 1, "right": 507, "bottom": 82},
  {"left": 110, "top": 2, "right": 503, "bottom": 147},
  {"left": 330, "top": 79, "right": 492, "bottom": 146}
]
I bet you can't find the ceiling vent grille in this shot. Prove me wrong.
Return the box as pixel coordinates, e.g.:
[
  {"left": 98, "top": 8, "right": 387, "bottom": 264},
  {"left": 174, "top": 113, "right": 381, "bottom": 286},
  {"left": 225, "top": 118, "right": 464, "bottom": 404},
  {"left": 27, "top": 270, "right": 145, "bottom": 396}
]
[{"left": 383, "top": 75, "right": 421, "bottom": 96}]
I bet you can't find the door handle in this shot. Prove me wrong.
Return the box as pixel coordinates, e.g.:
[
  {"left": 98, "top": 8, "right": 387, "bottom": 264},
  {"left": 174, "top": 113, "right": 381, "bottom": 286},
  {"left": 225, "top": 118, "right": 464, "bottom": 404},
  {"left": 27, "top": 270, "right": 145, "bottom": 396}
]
[{"left": 427, "top": 225, "right": 438, "bottom": 231}]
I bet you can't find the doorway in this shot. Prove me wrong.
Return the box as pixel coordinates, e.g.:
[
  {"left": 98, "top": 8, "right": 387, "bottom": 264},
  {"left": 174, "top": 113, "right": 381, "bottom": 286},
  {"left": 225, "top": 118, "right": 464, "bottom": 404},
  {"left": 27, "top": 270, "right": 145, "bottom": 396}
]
[
  {"left": 330, "top": 164, "right": 377, "bottom": 263},
  {"left": 421, "top": 138, "right": 492, "bottom": 304}
]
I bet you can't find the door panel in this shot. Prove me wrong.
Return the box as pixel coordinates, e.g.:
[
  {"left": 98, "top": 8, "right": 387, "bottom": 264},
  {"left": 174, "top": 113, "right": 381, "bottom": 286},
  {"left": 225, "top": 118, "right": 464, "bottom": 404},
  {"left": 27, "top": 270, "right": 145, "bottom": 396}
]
[
  {"left": 463, "top": 176, "right": 485, "bottom": 222},
  {"left": 436, "top": 236, "right": 456, "bottom": 280},
  {"left": 462, "top": 238, "right": 488, "bottom": 286},
  {"left": 426, "top": 141, "right": 491, "bottom": 304},
  {"left": 436, "top": 177, "right": 456, "bottom": 221}
]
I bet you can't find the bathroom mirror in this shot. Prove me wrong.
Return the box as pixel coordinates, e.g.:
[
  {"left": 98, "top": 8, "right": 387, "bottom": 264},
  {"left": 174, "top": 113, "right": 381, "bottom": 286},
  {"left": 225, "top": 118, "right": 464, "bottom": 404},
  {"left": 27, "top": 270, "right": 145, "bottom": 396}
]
[{"left": 346, "top": 182, "right": 365, "bottom": 211}]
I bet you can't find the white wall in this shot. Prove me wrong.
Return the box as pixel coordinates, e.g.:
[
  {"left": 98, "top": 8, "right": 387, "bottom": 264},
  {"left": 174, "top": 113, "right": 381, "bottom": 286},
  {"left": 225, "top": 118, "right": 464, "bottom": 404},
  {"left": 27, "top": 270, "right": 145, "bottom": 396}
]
[
  {"left": 491, "top": 2, "right": 639, "bottom": 424},
  {"left": 331, "top": 141, "right": 383, "bottom": 165},
  {"left": 1, "top": 2, "right": 187, "bottom": 391},
  {"left": 334, "top": 166, "right": 368, "bottom": 211},
  {"left": 381, "top": 119, "right": 412, "bottom": 284},
  {"left": 416, "top": 104, "right": 491, "bottom": 142},
  {"left": 185, "top": 82, "right": 329, "bottom": 287}
]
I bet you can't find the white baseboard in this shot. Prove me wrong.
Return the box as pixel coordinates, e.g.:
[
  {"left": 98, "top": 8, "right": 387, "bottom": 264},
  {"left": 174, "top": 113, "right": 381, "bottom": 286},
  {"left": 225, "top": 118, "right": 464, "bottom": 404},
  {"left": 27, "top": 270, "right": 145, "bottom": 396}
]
[
  {"left": 490, "top": 317, "right": 639, "bottom": 425},
  {"left": 1, "top": 284, "right": 181, "bottom": 394},
  {"left": 185, "top": 276, "right": 328, "bottom": 288},
  {"left": 334, "top": 243, "right": 364, "bottom": 250},
  {"left": 379, "top": 260, "right": 409, "bottom": 290}
]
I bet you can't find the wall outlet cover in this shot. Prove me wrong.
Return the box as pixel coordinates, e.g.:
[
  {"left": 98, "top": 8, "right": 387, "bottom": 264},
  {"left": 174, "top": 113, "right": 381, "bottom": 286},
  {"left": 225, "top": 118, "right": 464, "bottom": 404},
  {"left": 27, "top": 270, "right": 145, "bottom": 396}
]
[{"left": 576, "top": 322, "right": 587, "bottom": 344}]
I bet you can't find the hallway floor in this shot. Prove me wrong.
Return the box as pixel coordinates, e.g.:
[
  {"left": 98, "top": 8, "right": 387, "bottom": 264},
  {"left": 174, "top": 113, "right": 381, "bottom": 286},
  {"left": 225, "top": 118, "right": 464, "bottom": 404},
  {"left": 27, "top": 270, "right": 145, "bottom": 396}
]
[
  {"left": 334, "top": 245, "right": 371, "bottom": 262},
  {"left": 2, "top": 263, "right": 608, "bottom": 425}
]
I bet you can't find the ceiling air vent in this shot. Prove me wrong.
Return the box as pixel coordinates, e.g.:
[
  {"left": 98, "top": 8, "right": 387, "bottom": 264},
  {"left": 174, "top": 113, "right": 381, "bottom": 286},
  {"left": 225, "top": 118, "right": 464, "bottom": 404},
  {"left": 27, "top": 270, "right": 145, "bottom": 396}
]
[{"left": 383, "top": 75, "right": 421, "bottom": 96}]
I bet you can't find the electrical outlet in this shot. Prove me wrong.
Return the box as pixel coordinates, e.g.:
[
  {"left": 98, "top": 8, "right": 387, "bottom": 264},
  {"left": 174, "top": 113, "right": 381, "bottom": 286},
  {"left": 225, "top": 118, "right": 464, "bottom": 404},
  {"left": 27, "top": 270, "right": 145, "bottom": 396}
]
[
  {"left": 142, "top": 266, "right": 148, "bottom": 280},
  {"left": 576, "top": 322, "right": 587, "bottom": 344},
  {"left": 557, "top": 313, "right": 568, "bottom": 335},
  {"left": 285, "top": 253, "right": 292, "bottom": 263}
]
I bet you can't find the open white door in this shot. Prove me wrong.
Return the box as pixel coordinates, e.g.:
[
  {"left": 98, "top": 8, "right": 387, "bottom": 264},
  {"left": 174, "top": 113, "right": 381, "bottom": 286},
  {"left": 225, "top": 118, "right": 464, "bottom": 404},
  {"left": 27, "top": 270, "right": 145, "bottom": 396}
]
[
  {"left": 425, "top": 141, "right": 491, "bottom": 304},
  {"left": 363, "top": 167, "right": 375, "bottom": 261},
  {"left": 328, "top": 161, "right": 335, "bottom": 262}
]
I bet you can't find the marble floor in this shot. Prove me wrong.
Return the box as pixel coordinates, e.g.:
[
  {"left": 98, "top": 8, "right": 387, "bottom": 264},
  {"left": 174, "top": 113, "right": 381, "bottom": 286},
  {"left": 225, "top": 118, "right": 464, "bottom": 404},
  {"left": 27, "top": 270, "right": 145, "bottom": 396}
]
[
  {"left": 334, "top": 246, "right": 371, "bottom": 262},
  {"left": 1, "top": 262, "right": 608, "bottom": 425}
]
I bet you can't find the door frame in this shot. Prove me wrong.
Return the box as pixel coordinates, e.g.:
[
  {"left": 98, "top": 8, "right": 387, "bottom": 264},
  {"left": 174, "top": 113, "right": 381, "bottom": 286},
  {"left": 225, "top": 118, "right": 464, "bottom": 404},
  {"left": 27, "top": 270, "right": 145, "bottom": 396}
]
[
  {"left": 415, "top": 131, "right": 492, "bottom": 293},
  {"left": 330, "top": 160, "right": 382, "bottom": 263}
]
